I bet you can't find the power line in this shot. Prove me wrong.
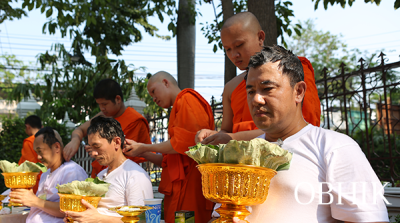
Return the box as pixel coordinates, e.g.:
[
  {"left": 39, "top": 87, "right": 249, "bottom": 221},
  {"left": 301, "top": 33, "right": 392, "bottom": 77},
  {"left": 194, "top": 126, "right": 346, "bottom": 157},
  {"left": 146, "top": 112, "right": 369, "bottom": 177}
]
[
  {"left": 351, "top": 40, "right": 400, "bottom": 48},
  {"left": 4, "top": 23, "right": 12, "bottom": 54},
  {"left": 0, "top": 34, "right": 217, "bottom": 51},
  {"left": 344, "top": 30, "right": 400, "bottom": 41}
]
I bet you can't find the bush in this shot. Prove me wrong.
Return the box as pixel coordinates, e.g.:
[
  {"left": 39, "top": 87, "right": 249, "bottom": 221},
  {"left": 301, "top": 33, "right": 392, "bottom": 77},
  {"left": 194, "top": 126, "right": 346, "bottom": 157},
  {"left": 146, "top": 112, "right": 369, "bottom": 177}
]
[{"left": 0, "top": 114, "right": 72, "bottom": 193}]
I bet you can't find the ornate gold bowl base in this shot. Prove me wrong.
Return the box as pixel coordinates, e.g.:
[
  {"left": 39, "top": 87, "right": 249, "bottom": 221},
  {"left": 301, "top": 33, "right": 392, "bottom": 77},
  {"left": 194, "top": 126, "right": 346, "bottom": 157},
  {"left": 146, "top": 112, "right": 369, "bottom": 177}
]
[
  {"left": 0, "top": 195, "right": 6, "bottom": 210},
  {"left": 109, "top": 206, "right": 152, "bottom": 223},
  {"left": 58, "top": 193, "right": 102, "bottom": 222},
  {"left": 197, "top": 163, "right": 277, "bottom": 223},
  {"left": 2, "top": 172, "right": 39, "bottom": 207}
]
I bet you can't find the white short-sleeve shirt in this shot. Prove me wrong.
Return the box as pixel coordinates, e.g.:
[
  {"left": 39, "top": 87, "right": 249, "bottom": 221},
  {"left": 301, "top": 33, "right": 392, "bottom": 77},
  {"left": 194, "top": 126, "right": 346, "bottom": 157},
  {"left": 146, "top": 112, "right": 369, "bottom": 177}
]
[
  {"left": 96, "top": 159, "right": 154, "bottom": 216},
  {"left": 26, "top": 161, "right": 88, "bottom": 223},
  {"left": 213, "top": 124, "right": 389, "bottom": 222}
]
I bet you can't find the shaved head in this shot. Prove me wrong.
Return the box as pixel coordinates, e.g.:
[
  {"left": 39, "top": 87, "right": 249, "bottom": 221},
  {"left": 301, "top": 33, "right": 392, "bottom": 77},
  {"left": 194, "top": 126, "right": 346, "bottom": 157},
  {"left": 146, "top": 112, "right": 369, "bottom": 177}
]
[
  {"left": 222, "top": 12, "right": 261, "bottom": 35},
  {"left": 149, "top": 71, "right": 178, "bottom": 87}
]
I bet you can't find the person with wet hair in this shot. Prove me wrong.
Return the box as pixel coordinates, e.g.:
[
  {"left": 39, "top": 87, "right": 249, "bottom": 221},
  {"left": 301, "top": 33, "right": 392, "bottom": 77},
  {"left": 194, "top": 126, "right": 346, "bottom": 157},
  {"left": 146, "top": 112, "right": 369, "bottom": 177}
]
[{"left": 11, "top": 127, "right": 87, "bottom": 223}]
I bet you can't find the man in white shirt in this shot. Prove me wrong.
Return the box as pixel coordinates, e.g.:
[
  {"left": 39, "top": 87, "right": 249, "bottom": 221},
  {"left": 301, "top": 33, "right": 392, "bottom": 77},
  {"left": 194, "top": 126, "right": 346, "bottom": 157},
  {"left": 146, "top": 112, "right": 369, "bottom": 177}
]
[
  {"left": 228, "top": 45, "right": 389, "bottom": 223},
  {"left": 64, "top": 116, "right": 153, "bottom": 222},
  {"left": 9, "top": 127, "right": 88, "bottom": 223}
]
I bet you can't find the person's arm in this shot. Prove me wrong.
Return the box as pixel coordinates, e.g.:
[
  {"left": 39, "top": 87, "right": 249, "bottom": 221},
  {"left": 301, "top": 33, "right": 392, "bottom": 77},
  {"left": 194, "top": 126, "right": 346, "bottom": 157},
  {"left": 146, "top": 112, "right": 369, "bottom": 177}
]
[
  {"left": 198, "top": 77, "right": 239, "bottom": 145},
  {"left": 63, "top": 122, "right": 89, "bottom": 161},
  {"left": 9, "top": 189, "right": 64, "bottom": 218},
  {"left": 140, "top": 152, "right": 163, "bottom": 167},
  {"left": 63, "top": 112, "right": 104, "bottom": 161},
  {"left": 123, "top": 119, "right": 153, "bottom": 164},
  {"left": 123, "top": 139, "right": 178, "bottom": 158},
  {"left": 64, "top": 199, "right": 123, "bottom": 223}
]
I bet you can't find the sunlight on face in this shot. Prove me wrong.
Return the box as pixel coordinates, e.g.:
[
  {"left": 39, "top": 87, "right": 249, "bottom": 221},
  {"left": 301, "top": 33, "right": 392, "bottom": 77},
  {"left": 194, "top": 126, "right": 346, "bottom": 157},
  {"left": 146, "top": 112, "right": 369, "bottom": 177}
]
[
  {"left": 88, "top": 132, "right": 116, "bottom": 167},
  {"left": 246, "top": 62, "right": 297, "bottom": 132}
]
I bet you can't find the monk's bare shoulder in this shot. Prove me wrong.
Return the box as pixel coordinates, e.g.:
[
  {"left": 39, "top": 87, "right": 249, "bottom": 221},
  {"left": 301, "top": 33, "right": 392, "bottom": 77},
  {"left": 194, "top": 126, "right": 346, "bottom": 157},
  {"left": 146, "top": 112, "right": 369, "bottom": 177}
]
[{"left": 223, "top": 71, "right": 247, "bottom": 101}]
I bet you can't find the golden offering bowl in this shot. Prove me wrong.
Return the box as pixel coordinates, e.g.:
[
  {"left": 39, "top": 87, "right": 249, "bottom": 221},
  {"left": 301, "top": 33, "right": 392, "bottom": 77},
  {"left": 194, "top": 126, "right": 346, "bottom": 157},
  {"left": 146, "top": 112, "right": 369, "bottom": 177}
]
[
  {"left": 109, "top": 205, "right": 153, "bottom": 223},
  {"left": 2, "top": 172, "right": 39, "bottom": 206},
  {"left": 197, "top": 163, "right": 277, "bottom": 223},
  {"left": 0, "top": 195, "right": 6, "bottom": 210},
  {"left": 58, "top": 193, "right": 102, "bottom": 222}
]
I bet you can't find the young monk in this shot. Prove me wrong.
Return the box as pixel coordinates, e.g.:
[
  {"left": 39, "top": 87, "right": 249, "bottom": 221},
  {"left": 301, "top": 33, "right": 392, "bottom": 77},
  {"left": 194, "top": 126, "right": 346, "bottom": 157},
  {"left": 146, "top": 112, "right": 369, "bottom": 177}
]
[
  {"left": 196, "top": 12, "right": 321, "bottom": 145},
  {"left": 63, "top": 79, "right": 151, "bottom": 177},
  {"left": 123, "top": 71, "right": 215, "bottom": 223},
  {"left": 19, "top": 115, "right": 43, "bottom": 193}
]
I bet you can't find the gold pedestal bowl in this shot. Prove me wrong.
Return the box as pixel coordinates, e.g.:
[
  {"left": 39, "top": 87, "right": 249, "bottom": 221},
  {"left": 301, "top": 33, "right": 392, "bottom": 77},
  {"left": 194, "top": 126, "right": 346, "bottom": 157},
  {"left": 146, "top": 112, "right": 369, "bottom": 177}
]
[
  {"left": 109, "top": 206, "right": 153, "bottom": 223},
  {"left": 58, "top": 193, "right": 102, "bottom": 222},
  {"left": 197, "top": 163, "right": 277, "bottom": 223},
  {"left": 0, "top": 195, "right": 7, "bottom": 210},
  {"left": 2, "top": 172, "right": 39, "bottom": 206}
]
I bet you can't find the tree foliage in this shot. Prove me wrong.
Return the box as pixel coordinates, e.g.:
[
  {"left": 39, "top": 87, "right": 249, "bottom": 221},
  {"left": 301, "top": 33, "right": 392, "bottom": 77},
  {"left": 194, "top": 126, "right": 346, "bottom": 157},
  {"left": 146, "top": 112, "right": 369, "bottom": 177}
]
[
  {"left": 0, "top": 0, "right": 27, "bottom": 24},
  {"left": 287, "top": 19, "right": 359, "bottom": 80},
  {"left": 21, "top": 0, "right": 175, "bottom": 57},
  {"left": 0, "top": 54, "right": 43, "bottom": 99},
  {"left": 312, "top": 0, "right": 400, "bottom": 10},
  {"left": 7, "top": 0, "right": 177, "bottom": 123}
]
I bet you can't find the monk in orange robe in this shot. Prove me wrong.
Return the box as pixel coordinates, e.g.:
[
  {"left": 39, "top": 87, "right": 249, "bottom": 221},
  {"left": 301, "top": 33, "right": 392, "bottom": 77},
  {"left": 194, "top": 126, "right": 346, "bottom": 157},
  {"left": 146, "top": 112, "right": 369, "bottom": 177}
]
[
  {"left": 63, "top": 79, "right": 151, "bottom": 177},
  {"left": 19, "top": 115, "right": 42, "bottom": 193},
  {"left": 123, "top": 71, "right": 214, "bottom": 223},
  {"left": 196, "top": 12, "right": 321, "bottom": 145}
]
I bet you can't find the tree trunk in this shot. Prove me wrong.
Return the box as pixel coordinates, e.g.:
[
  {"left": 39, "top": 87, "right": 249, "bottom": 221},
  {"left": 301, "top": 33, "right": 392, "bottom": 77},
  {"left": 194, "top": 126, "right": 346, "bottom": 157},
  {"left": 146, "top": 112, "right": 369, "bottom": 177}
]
[
  {"left": 177, "top": 0, "right": 196, "bottom": 89},
  {"left": 221, "top": 0, "right": 237, "bottom": 84},
  {"left": 248, "top": 0, "right": 277, "bottom": 46}
]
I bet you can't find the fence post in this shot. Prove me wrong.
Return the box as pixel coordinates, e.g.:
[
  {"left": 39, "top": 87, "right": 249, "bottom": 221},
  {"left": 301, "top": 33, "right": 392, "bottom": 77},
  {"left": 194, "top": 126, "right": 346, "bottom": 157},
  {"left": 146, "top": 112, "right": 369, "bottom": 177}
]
[
  {"left": 380, "top": 52, "right": 394, "bottom": 183},
  {"left": 359, "top": 57, "right": 371, "bottom": 160},
  {"left": 340, "top": 63, "right": 349, "bottom": 135},
  {"left": 323, "top": 67, "right": 330, "bottom": 129}
]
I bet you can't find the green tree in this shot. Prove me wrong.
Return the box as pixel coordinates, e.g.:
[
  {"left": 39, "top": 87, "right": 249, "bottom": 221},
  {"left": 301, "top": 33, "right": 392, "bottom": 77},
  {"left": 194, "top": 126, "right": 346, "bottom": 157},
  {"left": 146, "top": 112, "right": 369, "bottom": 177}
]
[
  {"left": 0, "top": 54, "right": 43, "bottom": 99},
  {"left": 0, "top": 0, "right": 27, "bottom": 24},
  {"left": 313, "top": 0, "right": 399, "bottom": 10},
  {"left": 7, "top": 0, "right": 177, "bottom": 122},
  {"left": 286, "top": 19, "right": 358, "bottom": 80}
]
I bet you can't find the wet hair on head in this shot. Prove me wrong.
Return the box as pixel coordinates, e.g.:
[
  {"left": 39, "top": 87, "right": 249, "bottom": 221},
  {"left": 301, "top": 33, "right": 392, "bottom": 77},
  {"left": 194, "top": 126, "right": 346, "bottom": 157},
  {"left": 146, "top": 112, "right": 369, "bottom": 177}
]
[
  {"left": 87, "top": 116, "right": 125, "bottom": 149},
  {"left": 246, "top": 45, "right": 304, "bottom": 87},
  {"left": 25, "top": 115, "right": 42, "bottom": 129},
  {"left": 35, "top": 127, "right": 64, "bottom": 149},
  {"left": 35, "top": 126, "right": 65, "bottom": 163},
  {"left": 93, "top": 79, "right": 123, "bottom": 103}
]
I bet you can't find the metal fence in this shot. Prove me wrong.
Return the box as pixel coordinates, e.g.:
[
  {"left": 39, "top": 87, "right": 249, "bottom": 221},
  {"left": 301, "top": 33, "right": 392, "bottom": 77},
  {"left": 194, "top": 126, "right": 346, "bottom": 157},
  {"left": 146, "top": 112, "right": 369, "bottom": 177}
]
[{"left": 317, "top": 52, "right": 400, "bottom": 185}]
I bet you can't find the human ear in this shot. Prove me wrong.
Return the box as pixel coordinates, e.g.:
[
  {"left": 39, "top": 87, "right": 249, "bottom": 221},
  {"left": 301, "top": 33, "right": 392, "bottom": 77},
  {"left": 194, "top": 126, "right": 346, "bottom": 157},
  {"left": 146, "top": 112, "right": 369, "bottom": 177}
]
[
  {"left": 258, "top": 30, "right": 265, "bottom": 46},
  {"left": 162, "top": 79, "right": 169, "bottom": 87},
  {"left": 294, "top": 81, "right": 306, "bottom": 104},
  {"left": 115, "top": 95, "right": 122, "bottom": 104},
  {"left": 113, "top": 137, "right": 122, "bottom": 151},
  {"left": 53, "top": 142, "right": 62, "bottom": 154}
]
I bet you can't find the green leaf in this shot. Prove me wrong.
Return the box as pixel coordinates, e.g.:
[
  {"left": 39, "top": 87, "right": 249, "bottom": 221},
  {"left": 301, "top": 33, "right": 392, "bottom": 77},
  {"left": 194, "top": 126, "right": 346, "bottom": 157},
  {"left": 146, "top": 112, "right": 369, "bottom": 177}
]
[
  {"left": 213, "top": 44, "right": 217, "bottom": 53},
  {"left": 395, "top": 0, "right": 400, "bottom": 9},
  {"left": 294, "top": 28, "right": 301, "bottom": 36},
  {"left": 46, "top": 7, "right": 53, "bottom": 18},
  {"left": 28, "top": 2, "right": 34, "bottom": 11}
]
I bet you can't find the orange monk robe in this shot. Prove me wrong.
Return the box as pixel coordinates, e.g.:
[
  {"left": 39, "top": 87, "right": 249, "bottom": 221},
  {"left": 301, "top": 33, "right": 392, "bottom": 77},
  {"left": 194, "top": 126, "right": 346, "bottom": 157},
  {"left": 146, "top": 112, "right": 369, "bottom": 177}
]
[
  {"left": 231, "top": 56, "right": 321, "bottom": 133},
  {"left": 158, "top": 89, "right": 215, "bottom": 223},
  {"left": 19, "top": 135, "right": 41, "bottom": 193},
  {"left": 91, "top": 107, "right": 152, "bottom": 178}
]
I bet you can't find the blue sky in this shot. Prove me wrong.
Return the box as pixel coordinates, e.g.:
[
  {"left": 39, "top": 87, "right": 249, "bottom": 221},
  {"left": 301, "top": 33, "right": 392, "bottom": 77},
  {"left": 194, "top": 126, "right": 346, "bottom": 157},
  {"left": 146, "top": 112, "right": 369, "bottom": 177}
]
[{"left": 0, "top": 0, "right": 399, "bottom": 102}]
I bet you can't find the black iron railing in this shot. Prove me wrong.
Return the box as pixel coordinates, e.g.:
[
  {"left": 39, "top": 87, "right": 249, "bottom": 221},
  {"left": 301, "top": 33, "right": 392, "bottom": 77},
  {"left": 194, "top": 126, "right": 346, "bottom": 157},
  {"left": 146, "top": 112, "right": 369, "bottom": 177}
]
[{"left": 317, "top": 52, "right": 400, "bottom": 184}]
